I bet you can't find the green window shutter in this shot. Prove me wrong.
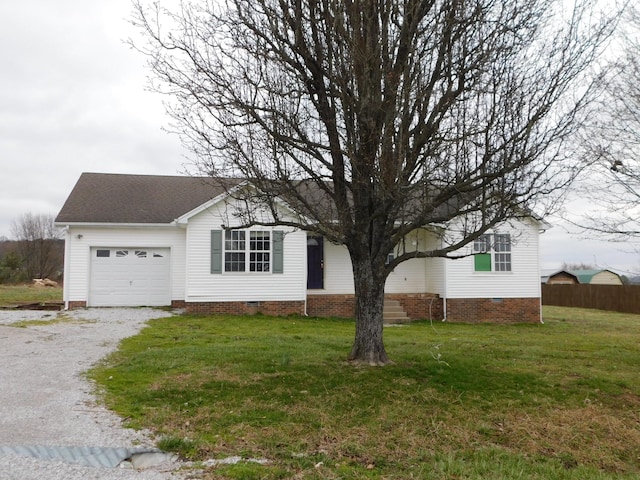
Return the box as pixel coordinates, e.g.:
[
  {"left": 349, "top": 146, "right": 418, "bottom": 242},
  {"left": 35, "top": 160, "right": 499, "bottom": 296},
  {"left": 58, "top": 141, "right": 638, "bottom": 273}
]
[
  {"left": 474, "top": 253, "right": 492, "bottom": 272},
  {"left": 272, "top": 230, "right": 284, "bottom": 274},
  {"left": 211, "top": 230, "right": 222, "bottom": 274}
]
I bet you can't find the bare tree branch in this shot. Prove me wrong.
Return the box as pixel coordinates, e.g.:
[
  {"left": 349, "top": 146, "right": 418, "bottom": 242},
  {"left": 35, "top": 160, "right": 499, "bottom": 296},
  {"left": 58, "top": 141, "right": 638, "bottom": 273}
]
[
  {"left": 573, "top": 4, "right": 640, "bottom": 242},
  {"left": 132, "top": 0, "right": 618, "bottom": 363}
]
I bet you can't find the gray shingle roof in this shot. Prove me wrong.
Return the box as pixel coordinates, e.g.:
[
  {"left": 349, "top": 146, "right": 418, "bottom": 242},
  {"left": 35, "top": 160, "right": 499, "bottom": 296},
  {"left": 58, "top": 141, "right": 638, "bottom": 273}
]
[{"left": 55, "top": 173, "right": 241, "bottom": 224}]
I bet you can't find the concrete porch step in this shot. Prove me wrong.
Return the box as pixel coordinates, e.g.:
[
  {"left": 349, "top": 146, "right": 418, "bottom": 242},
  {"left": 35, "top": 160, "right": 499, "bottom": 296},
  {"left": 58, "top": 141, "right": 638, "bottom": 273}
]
[{"left": 383, "top": 299, "right": 410, "bottom": 324}]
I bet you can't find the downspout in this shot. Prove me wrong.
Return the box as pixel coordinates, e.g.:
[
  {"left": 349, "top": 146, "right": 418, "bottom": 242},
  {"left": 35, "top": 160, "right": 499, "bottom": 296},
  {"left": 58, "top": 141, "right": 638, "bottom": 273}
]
[
  {"left": 303, "top": 233, "right": 309, "bottom": 316},
  {"left": 442, "top": 256, "right": 448, "bottom": 322},
  {"left": 539, "top": 296, "right": 544, "bottom": 324},
  {"left": 538, "top": 273, "right": 544, "bottom": 325},
  {"left": 538, "top": 226, "right": 548, "bottom": 324},
  {"left": 62, "top": 225, "right": 71, "bottom": 310},
  {"left": 443, "top": 296, "right": 447, "bottom": 322}
]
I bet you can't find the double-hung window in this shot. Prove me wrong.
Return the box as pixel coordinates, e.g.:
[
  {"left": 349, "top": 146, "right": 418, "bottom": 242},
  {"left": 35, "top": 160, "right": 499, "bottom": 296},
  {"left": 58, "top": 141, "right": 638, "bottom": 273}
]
[
  {"left": 249, "top": 231, "right": 271, "bottom": 272},
  {"left": 224, "top": 230, "right": 271, "bottom": 272},
  {"left": 224, "top": 230, "right": 247, "bottom": 272},
  {"left": 493, "top": 234, "right": 511, "bottom": 271},
  {"left": 211, "top": 229, "right": 283, "bottom": 274},
  {"left": 474, "top": 233, "right": 511, "bottom": 272}
]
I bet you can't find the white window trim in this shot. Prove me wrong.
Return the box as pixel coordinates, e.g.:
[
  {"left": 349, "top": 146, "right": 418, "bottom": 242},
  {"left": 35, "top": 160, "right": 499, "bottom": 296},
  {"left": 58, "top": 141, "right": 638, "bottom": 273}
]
[
  {"left": 473, "top": 233, "right": 512, "bottom": 273},
  {"left": 224, "top": 229, "right": 272, "bottom": 274}
]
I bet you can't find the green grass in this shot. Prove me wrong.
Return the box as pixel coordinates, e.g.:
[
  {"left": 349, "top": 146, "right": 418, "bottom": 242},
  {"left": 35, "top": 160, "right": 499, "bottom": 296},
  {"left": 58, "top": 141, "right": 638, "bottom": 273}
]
[
  {"left": 0, "top": 284, "right": 62, "bottom": 306},
  {"left": 8, "top": 314, "right": 94, "bottom": 328},
  {"left": 89, "top": 307, "right": 640, "bottom": 479}
]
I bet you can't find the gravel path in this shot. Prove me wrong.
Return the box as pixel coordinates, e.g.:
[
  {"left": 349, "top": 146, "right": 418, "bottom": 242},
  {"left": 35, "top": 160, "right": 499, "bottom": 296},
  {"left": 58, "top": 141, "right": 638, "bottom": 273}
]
[{"left": 0, "top": 308, "right": 189, "bottom": 480}]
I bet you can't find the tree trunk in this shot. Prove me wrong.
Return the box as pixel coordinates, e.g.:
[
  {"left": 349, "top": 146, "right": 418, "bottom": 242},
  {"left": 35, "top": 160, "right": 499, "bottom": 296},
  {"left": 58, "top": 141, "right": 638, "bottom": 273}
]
[{"left": 348, "top": 257, "right": 389, "bottom": 365}]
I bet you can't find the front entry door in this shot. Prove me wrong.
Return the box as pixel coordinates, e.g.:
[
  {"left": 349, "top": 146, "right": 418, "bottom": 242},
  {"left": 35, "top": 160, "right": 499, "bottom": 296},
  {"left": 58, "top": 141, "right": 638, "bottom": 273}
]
[{"left": 307, "top": 236, "right": 324, "bottom": 289}]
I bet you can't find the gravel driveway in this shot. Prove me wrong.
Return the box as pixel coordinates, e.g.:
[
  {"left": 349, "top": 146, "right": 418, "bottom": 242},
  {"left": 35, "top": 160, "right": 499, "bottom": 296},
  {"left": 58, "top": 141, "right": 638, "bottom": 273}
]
[{"left": 0, "top": 308, "right": 188, "bottom": 480}]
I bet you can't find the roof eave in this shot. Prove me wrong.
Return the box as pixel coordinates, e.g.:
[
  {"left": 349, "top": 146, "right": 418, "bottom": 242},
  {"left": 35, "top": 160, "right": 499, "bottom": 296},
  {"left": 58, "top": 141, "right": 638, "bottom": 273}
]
[
  {"left": 174, "top": 181, "right": 249, "bottom": 225},
  {"left": 54, "top": 221, "right": 182, "bottom": 229}
]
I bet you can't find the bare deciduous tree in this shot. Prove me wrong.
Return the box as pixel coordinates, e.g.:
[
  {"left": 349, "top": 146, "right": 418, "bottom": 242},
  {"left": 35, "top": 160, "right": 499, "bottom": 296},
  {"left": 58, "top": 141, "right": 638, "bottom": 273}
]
[
  {"left": 575, "top": 5, "right": 640, "bottom": 241},
  {"left": 11, "top": 213, "right": 62, "bottom": 281},
  {"left": 133, "top": 0, "right": 616, "bottom": 364},
  {"left": 561, "top": 262, "right": 598, "bottom": 271}
]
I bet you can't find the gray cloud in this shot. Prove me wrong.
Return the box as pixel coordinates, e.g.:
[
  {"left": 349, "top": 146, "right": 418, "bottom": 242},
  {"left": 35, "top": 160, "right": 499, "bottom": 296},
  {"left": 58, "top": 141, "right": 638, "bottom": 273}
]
[{"left": 0, "top": 1, "right": 184, "bottom": 238}]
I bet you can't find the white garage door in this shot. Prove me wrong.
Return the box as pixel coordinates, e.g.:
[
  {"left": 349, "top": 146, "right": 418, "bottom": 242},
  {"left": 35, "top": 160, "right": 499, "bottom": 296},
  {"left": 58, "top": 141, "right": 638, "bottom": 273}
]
[{"left": 89, "top": 248, "right": 171, "bottom": 307}]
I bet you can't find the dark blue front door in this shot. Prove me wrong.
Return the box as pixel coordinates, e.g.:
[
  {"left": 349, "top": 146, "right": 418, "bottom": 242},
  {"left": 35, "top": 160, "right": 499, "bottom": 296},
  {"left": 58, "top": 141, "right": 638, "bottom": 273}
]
[{"left": 307, "top": 236, "right": 324, "bottom": 289}]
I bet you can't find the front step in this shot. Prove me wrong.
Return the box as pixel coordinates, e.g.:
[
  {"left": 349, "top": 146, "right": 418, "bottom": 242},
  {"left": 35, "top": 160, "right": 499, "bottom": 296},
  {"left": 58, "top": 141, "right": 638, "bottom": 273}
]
[{"left": 383, "top": 299, "right": 410, "bottom": 324}]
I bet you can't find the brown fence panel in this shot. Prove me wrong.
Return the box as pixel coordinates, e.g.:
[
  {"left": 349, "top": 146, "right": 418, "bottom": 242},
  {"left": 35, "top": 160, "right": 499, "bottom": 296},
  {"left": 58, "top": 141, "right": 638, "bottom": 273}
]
[{"left": 542, "top": 284, "right": 640, "bottom": 314}]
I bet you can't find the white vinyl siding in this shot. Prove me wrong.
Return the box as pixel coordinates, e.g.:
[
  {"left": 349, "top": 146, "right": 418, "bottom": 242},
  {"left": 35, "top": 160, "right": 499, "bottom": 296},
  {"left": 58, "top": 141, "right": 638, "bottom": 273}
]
[
  {"left": 62, "top": 226, "right": 186, "bottom": 305},
  {"left": 184, "top": 202, "right": 306, "bottom": 302},
  {"left": 60, "top": 203, "right": 542, "bottom": 307},
  {"left": 385, "top": 258, "right": 428, "bottom": 293},
  {"left": 313, "top": 229, "right": 441, "bottom": 295},
  {"left": 425, "top": 257, "right": 446, "bottom": 295},
  {"left": 387, "top": 230, "right": 441, "bottom": 294},
  {"left": 318, "top": 241, "right": 354, "bottom": 294},
  {"left": 445, "top": 219, "right": 541, "bottom": 299}
]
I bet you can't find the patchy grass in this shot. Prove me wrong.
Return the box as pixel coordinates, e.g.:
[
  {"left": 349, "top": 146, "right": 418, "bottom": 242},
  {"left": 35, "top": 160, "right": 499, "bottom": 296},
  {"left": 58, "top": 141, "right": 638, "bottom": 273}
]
[
  {"left": 8, "top": 314, "right": 94, "bottom": 328},
  {"left": 89, "top": 307, "right": 640, "bottom": 479},
  {"left": 0, "top": 284, "right": 62, "bottom": 306}
]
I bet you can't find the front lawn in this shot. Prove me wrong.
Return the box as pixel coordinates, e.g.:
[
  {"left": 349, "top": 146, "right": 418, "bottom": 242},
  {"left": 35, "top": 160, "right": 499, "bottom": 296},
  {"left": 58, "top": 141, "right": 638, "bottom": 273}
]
[{"left": 90, "top": 307, "right": 640, "bottom": 479}]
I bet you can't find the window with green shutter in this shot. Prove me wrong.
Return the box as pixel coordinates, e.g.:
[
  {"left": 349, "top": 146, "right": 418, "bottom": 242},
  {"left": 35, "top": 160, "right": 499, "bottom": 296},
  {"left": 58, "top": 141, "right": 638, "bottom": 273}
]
[
  {"left": 272, "top": 231, "right": 284, "bottom": 273},
  {"left": 211, "top": 230, "right": 223, "bottom": 274},
  {"left": 474, "top": 253, "right": 492, "bottom": 271},
  {"left": 473, "top": 233, "right": 511, "bottom": 272},
  {"left": 211, "top": 229, "right": 283, "bottom": 274}
]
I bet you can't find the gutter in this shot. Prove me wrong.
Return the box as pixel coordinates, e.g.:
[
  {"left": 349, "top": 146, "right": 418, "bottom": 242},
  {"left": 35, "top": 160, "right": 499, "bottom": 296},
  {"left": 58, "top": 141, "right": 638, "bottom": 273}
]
[{"left": 53, "top": 222, "right": 179, "bottom": 229}]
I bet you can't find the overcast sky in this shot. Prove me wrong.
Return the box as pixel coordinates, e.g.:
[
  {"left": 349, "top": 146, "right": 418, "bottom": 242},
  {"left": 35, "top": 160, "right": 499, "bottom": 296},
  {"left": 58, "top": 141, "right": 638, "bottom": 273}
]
[{"left": 1, "top": 1, "right": 638, "bottom": 275}]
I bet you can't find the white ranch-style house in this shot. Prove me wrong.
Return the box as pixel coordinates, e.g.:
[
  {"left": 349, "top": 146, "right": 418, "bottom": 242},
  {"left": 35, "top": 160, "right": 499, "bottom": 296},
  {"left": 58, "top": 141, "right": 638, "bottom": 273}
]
[{"left": 55, "top": 173, "right": 547, "bottom": 323}]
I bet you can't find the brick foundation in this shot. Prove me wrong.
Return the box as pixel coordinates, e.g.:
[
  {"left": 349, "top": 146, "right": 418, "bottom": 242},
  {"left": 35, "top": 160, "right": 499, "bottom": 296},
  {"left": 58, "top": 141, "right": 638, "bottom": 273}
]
[
  {"left": 305, "top": 294, "right": 354, "bottom": 318},
  {"left": 386, "top": 293, "right": 443, "bottom": 321},
  {"left": 65, "top": 299, "right": 303, "bottom": 316},
  {"left": 184, "top": 300, "right": 305, "bottom": 316},
  {"left": 67, "top": 296, "right": 539, "bottom": 324},
  {"left": 445, "top": 297, "right": 540, "bottom": 324},
  {"left": 306, "top": 293, "right": 443, "bottom": 321},
  {"left": 67, "top": 301, "right": 87, "bottom": 309}
]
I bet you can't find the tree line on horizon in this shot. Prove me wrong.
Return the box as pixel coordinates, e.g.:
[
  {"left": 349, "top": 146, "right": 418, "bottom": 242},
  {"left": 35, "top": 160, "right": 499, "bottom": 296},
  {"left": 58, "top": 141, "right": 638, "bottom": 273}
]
[{"left": 0, "top": 213, "right": 63, "bottom": 284}]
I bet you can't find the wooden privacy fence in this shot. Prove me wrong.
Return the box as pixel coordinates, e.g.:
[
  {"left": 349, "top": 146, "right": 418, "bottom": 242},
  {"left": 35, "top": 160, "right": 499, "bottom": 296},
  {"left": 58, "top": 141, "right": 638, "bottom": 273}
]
[{"left": 542, "top": 284, "right": 640, "bottom": 314}]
